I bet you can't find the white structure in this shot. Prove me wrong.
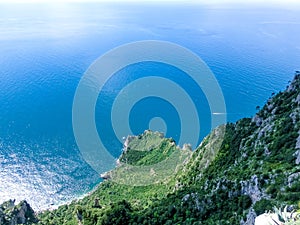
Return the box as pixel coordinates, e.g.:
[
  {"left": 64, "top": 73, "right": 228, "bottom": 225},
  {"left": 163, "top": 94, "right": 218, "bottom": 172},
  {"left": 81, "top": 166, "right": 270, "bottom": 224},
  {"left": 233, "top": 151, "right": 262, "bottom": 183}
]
[{"left": 255, "top": 213, "right": 282, "bottom": 225}]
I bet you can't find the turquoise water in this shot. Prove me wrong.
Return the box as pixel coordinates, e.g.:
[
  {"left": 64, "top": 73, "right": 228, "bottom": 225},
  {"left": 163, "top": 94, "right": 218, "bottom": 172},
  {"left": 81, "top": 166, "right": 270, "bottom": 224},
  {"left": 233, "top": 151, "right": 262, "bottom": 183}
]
[{"left": 0, "top": 3, "right": 300, "bottom": 209}]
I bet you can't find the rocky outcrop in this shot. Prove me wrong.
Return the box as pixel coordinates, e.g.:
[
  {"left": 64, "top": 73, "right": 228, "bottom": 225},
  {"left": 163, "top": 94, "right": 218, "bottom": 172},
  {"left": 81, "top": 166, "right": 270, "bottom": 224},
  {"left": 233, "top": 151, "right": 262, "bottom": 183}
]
[
  {"left": 252, "top": 115, "right": 263, "bottom": 127},
  {"left": 287, "top": 73, "right": 300, "bottom": 92},
  {"left": 0, "top": 200, "right": 37, "bottom": 225},
  {"left": 240, "top": 208, "right": 257, "bottom": 225},
  {"left": 294, "top": 150, "right": 300, "bottom": 165},
  {"left": 294, "top": 131, "right": 300, "bottom": 164},
  {"left": 287, "top": 172, "right": 300, "bottom": 187},
  {"left": 100, "top": 171, "right": 111, "bottom": 180},
  {"left": 9, "top": 74, "right": 300, "bottom": 225},
  {"left": 240, "top": 175, "right": 268, "bottom": 204},
  {"left": 182, "top": 193, "right": 201, "bottom": 211},
  {"left": 123, "top": 135, "right": 135, "bottom": 152}
]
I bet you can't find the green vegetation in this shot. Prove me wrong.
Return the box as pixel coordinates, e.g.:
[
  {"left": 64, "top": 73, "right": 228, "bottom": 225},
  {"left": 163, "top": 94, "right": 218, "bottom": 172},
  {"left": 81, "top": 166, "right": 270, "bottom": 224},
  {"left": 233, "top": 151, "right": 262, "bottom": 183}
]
[
  {"left": 266, "top": 206, "right": 300, "bottom": 225},
  {"left": 3, "top": 73, "right": 300, "bottom": 224},
  {"left": 0, "top": 200, "right": 37, "bottom": 225},
  {"left": 119, "top": 131, "right": 177, "bottom": 166},
  {"left": 36, "top": 73, "right": 300, "bottom": 224}
]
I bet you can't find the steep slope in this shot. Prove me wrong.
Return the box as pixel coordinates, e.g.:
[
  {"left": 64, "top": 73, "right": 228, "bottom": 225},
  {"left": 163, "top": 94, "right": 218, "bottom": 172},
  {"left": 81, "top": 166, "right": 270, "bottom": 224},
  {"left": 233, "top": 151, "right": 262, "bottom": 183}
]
[
  {"left": 166, "top": 73, "right": 300, "bottom": 224},
  {"left": 20, "top": 72, "right": 300, "bottom": 224},
  {"left": 140, "top": 73, "right": 300, "bottom": 225},
  {"left": 37, "top": 131, "right": 191, "bottom": 225},
  {"left": 0, "top": 200, "right": 37, "bottom": 225},
  {"left": 101, "top": 130, "right": 192, "bottom": 186}
]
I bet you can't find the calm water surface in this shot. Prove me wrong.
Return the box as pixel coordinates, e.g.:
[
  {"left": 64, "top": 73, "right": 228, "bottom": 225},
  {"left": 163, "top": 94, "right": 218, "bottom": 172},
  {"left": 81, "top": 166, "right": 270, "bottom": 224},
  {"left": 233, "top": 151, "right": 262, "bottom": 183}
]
[{"left": 0, "top": 3, "right": 299, "bottom": 209}]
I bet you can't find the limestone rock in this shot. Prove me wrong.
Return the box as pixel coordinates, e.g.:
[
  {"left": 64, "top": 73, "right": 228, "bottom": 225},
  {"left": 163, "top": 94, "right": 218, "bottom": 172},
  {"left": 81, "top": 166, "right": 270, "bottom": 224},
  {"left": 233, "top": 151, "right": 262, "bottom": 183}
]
[
  {"left": 240, "top": 208, "right": 256, "bottom": 225},
  {"left": 0, "top": 200, "right": 37, "bottom": 225},
  {"left": 240, "top": 175, "right": 267, "bottom": 204}
]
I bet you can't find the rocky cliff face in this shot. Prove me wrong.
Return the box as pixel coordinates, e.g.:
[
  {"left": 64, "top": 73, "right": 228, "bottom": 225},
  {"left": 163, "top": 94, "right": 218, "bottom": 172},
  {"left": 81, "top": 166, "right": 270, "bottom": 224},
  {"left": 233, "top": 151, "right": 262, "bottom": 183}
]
[
  {"left": 0, "top": 200, "right": 37, "bottom": 225},
  {"left": 4, "top": 73, "right": 300, "bottom": 225},
  {"left": 167, "top": 73, "right": 300, "bottom": 225}
]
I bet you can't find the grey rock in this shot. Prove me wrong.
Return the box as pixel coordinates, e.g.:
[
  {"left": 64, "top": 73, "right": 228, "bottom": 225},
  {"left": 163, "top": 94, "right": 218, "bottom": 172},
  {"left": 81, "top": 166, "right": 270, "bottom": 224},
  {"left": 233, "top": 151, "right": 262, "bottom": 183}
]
[
  {"left": 267, "top": 103, "right": 274, "bottom": 112},
  {"left": 296, "top": 131, "right": 300, "bottom": 149},
  {"left": 0, "top": 200, "right": 37, "bottom": 225},
  {"left": 264, "top": 146, "right": 271, "bottom": 155},
  {"left": 123, "top": 135, "right": 135, "bottom": 152},
  {"left": 290, "top": 110, "right": 299, "bottom": 124},
  {"left": 288, "top": 172, "right": 300, "bottom": 187},
  {"left": 240, "top": 175, "right": 268, "bottom": 204},
  {"left": 182, "top": 193, "right": 201, "bottom": 211},
  {"left": 182, "top": 143, "right": 192, "bottom": 151},
  {"left": 287, "top": 77, "right": 299, "bottom": 92},
  {"left": 294, "top": 150, "right": 300, "bottom": 165},
  {"left": 252, "top": 115, "right": 263, "bottom": 127},
  {"left": 240, "top": 208, "right": 256, "bottom": 225},
  {"left": 100, "top": 171, "right": 111, "bottom": 180},
  {"left": 294, "top": 131, "right": 300, "bottom": 164},
  {"left": 295, "top": 93, "right": 300, "bottom": 105}
]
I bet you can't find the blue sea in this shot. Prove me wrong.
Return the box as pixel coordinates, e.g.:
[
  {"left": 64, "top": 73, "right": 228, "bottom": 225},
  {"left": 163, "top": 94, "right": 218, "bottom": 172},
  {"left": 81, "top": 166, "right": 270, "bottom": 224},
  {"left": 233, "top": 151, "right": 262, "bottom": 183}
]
[{"left": 0, "top": 2, "right": 300, "bottom": 210}]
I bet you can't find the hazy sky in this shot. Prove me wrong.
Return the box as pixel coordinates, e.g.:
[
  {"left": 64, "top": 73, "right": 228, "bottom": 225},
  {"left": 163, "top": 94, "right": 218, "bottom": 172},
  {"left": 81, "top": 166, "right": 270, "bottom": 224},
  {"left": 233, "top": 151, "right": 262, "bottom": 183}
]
[{"left": 0, "top": 0, "right": 299, "bottom": 4}]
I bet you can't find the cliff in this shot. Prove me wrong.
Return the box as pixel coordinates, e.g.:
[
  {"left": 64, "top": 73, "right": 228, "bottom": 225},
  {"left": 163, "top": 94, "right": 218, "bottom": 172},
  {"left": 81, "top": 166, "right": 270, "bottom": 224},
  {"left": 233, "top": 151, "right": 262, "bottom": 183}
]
[
  {"left": 2, "top": 72, "right": 300, "bottom": 225},
  {"left": 0, "top": 199, "right": 37, "bottom": 225}
]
